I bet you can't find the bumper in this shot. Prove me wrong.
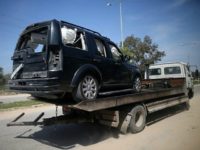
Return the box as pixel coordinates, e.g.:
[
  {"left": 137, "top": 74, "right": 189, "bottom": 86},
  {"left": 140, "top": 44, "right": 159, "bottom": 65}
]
[{"left": 8, "top": 77, "right": 65, "bottom": 94}]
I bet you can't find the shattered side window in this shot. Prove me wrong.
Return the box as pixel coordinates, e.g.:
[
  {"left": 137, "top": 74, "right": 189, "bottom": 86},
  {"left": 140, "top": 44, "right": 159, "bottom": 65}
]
[
  {"left": 61, "top": 25, "right": 87, "bottom": 51},
  {"left": 61, "top": 26, "right": 77, "bottom": 44},
  {"left": 94, "top": 39, "right": 107, "bottom": 57},
  {"left": 109, "top": 44, "right": 122, "bottom": 61}
]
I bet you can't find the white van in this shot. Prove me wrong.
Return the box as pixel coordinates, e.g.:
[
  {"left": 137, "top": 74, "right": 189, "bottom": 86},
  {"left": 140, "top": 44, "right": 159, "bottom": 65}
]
[
  {"left": 148, "top": 62, "right": 193, "bottom": 98},
  {"left": 148, "top": 62, "right": 190, "bottom": 79}
]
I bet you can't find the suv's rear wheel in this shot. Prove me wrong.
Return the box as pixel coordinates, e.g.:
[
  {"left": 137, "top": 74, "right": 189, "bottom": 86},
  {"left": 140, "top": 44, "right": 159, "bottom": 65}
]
[
  {"left": 133, "top": 77, "right": 141, "bottom": 92},
  {"left": 73, "top": 75, "right": 98, "bottom": 102}
]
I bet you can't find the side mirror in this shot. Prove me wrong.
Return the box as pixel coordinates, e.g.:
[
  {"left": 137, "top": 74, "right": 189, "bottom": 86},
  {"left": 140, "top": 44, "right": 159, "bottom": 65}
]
[{"left": 31, "top": 33, "right": 47, "bottom": 45}]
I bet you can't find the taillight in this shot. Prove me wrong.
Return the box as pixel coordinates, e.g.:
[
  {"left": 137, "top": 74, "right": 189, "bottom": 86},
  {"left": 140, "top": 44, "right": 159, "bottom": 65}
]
[{"left": 48, "top": 50, "right": 62, "bottom": 71}]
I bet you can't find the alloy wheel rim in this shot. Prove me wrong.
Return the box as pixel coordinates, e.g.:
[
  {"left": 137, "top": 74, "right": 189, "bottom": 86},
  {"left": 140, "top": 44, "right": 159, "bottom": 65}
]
[
  {"left": 135, "top": 78, "right": 141, "bottom": 92},
  {"left": 82, "top": 76, "right": 97, "bottom": 99}
]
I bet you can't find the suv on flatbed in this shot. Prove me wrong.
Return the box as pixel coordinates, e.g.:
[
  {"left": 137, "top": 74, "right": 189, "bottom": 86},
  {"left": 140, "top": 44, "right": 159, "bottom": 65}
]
[{"left": 9, "top": 19, "right": 141, "bottom": 102}]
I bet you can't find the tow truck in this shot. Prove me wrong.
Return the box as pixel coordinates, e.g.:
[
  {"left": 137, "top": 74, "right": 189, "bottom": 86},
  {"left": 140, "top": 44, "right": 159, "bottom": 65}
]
[{"left": 7, "top": 19, "right": 194, "bottom": 134}]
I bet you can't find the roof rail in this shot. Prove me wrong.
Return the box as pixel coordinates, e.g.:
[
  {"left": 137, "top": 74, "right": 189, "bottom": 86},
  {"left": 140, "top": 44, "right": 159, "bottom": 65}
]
[
  {"left": 102, "top": 36, "right": 111, "bottom": 41},
  {"left": 61, "top": 20, "right": 101, "bottom": 36}
]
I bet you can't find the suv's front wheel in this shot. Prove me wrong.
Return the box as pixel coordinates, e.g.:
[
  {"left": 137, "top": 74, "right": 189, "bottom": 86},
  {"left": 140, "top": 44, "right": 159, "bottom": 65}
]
[{"left": 73, "top": 75, "right": 98, "bottom": 102}]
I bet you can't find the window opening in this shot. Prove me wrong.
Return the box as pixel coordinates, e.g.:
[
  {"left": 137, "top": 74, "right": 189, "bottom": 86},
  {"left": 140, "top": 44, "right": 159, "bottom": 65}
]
[
  {"left": 95, "top": 39, "right": 107, "bottom": 57},
  {"left": 109, "top": 44, "right": 121, "bottom": 61},
  {"left": 61, "top": 26, "right": 87, "bottom": 51}
]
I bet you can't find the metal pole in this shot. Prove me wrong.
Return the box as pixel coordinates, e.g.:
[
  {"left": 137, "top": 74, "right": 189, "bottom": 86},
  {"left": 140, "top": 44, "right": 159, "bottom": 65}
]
[{"left": 120, "top": 1, "right": 124, "bottom": 48}]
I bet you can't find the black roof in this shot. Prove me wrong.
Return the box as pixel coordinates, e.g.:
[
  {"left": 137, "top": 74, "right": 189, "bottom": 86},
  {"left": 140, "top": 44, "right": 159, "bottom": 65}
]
[
  {"left": 60, "top": 20, "right": 110, "bottom": 41},
  {"left": 23, "top": 19, "right": 110, "bottom": 41}
]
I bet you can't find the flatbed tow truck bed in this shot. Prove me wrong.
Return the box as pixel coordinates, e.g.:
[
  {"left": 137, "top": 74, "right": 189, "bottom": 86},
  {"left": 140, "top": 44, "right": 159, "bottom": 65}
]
[
  {"left": 7, "top": 86, "right": 190, "bottom": 134},
  {"left": 68, "top": 87, "right": 186, "bottom": 112}
]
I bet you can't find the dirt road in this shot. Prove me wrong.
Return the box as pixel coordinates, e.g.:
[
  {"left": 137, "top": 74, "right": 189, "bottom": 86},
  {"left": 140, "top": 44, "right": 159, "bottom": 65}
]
[
  {"left": 0, "top": 86, "right": 200, "bottom": 150},
  {"left": 0, "top": 94, "right": 30, "bottom": 104}
]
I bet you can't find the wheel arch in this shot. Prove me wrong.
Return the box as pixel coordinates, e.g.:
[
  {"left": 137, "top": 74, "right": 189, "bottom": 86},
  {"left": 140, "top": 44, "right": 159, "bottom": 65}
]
[
  {"left": 71, "top": 64, "right": 102, "bottom": 88},
  {"left": 134, "top": 71, "right": 142, "bottom": 79}
]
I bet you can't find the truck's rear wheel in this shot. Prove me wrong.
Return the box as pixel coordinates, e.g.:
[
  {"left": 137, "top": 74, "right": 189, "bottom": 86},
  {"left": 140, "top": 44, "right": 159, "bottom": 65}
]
[
  {"left": 184, "top": 101, "right": 190, "bottom": 110},
  {"left": 188, "top": 89, "right": 194, "bottom": 99},
  {"left": 129, "top": 105, "right": 146, "bottom": 133},
  {"left": 73, "top": 75, "right": 98, "bottom": 102}
]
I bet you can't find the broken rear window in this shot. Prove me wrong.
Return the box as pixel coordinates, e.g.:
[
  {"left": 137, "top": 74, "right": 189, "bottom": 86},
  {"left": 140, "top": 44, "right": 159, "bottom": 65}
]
[{"left": 17, "top": 27, "right": 48, "bottom": 53}]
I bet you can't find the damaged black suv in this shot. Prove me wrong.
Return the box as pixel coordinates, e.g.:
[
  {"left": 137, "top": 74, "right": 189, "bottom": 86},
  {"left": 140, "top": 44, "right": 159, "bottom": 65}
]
[{"left": 9, "top": 19, "right": 141, "bottom": 102}]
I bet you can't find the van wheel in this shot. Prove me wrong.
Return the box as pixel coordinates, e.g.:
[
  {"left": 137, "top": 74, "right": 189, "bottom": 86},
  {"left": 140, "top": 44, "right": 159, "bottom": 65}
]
[
  {"left": 129, "top": 105, "right": 146, "bottom": 133},
  {"left": 133, "top": 77, "right": 141, "bottom": 92},
  {"left": 73, "top": 75, "right": 98, "bottom": 102}
]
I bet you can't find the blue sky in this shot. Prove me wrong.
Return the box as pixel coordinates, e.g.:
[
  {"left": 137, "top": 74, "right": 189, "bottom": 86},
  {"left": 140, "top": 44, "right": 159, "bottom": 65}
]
[{"left": 0, "top": 0, "right": 200, "bottom": 73}]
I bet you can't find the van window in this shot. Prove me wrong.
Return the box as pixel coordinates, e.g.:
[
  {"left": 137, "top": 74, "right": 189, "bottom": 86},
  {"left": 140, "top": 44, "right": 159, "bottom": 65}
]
[
  {"left": 149, "top": 68, "right": 161, "bottom": 75},
  {"left": 164, "top": 66, "right": 181, "bottom": 74}
]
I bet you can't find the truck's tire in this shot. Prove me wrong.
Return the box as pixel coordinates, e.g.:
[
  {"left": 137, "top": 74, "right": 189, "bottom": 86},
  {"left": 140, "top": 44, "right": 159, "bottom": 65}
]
[
  {"left": 188, "top": 89, "right": 194, "bottom": 99},
  {"left": 73, "top": 75, "right": 98, "bottom": 102},
  {"left": 184, "top": 101, "right": 190, "bottom": 111},
  {"left": 133, "top": 77, "right": 142, "bottom": 92},
  {"left": 129, "top": 105, "right": 146, "bottom": 133}
]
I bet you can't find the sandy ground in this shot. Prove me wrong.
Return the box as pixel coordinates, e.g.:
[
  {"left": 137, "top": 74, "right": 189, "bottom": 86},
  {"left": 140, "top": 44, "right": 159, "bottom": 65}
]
[{"left": 0, "top": 86, "right": 199, "bottom": 150}]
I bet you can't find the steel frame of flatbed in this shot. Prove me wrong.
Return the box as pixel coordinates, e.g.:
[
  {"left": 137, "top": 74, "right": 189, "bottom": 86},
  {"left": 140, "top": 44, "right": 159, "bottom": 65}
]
[
  {"left": 67, "top": 87, "right": 187, "bottom": 112},
  {"left": 7, "top": 86, "right": 189, "bottom": 131}
]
